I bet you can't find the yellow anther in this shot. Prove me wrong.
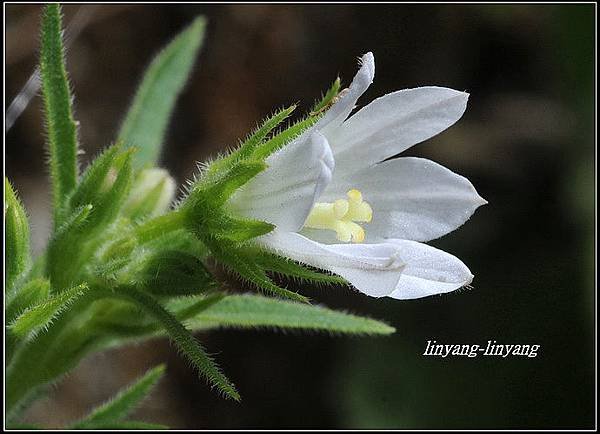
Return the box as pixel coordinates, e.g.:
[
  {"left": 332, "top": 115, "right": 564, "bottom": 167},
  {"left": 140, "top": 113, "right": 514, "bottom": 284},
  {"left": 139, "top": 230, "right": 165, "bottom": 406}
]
[
  {"left": 345, "top": 189, "right": 373, "bottom": 223},
  {"left": 350, "top": 224, "right": 365, "bottom": 243},
  {"left": 333, "top": 221, "right": 353, "bottom": 243},
  {"left": 347, "top": 189, "right": 362, "bottom": 202},
  {"left": 333, "top": 199, "right": 349, "bottom": 219},
  {"left": 304, "top": 189, "right": 373, "bottom": 243}
]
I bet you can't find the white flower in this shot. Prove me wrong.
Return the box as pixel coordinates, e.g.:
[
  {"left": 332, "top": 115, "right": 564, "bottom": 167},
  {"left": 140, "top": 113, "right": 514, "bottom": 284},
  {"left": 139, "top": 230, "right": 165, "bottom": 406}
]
[{"left": 228, "top": 52, "right": 486, "bottom": 300}]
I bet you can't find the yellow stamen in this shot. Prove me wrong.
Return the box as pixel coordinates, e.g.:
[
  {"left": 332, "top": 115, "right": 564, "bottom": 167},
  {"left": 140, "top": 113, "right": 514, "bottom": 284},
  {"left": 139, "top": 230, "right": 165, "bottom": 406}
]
[{"left": 304, "top": 189, "right": 373, "bottom": 243}]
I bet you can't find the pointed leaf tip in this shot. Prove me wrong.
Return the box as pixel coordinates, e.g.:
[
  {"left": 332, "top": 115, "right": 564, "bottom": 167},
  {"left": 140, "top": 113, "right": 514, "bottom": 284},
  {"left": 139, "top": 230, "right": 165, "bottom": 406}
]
[{"left": 118, "top": 15, "right": 207, "bottom": 168}]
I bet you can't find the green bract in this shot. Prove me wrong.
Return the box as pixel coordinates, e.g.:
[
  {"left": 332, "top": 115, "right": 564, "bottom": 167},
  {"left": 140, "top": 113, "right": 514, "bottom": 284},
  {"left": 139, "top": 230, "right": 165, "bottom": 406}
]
[{"left": 4, "top": 4, "right": 394, "bottom": 429}]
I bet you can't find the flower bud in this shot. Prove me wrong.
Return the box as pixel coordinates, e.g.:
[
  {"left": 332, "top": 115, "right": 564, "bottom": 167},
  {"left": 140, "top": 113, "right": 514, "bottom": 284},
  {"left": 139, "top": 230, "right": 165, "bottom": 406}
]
[{"left": 124, "top": 168, "right": 176, "bottom": 220}]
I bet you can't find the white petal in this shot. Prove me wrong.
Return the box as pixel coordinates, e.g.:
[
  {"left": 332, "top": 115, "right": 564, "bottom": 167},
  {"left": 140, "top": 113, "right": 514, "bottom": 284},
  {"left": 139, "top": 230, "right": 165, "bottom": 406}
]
[
  {"left": 385, "top": 239, "right": 473, "bottom": 300},
  {"left": 257, "top": 230, "right": 405, "bottom": 297},
  {"left": 329, "top": 87, "right": 469, "bottom": 176},
  {"left": 228, "top": 132, "right": 334, "bottom": 232},
  {"left": 316, "top": 52, "right": 375, "bottom": 137},
  {"left": 322, "top": 157, "right": 487, "bottom": 243}
]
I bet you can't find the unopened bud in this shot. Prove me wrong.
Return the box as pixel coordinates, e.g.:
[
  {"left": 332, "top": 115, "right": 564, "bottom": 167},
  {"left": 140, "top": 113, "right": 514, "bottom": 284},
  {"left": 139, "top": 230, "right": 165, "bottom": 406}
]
[{"left": 124, "top": 168, "right": 176, "bottom": 220}]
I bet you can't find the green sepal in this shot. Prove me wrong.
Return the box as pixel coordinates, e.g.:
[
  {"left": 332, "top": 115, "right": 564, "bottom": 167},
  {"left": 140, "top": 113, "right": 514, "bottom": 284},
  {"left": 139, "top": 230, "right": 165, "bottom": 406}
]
[
  {"left": 99, "top": 236, "right": 136, "bottom": 266},
  {"left": 137, "top": 226, "right": 208, "bottom": 258},
  {"left": 39, "top": 4, "right": 80, "bottom": 227},
  {"left": 202, "top": 213, "right": 275, "bottom": 243},
  {"left": 236, "top": 105, "right": 297, "bottom": 159},
  {"left": 91, "top": 148, "right": 134, "bottom": 229},
  {"left": 118, "top": 16, "right": 206, "bottom": 168},
  {"left": 200, "top": 160, "right": 267, "bottom": 207},
  {"left": 255, "top": 252, "right": 347, "bottom": 285},
  {"left": 229, "top": 258, "right": 310, "bottom": 304},
  {"left": 311, "top": 77, "right": 341, "bottom": 114},
  {"left": 46, "top": 204, "right": 93, "bottom": 290},
  {"left": 71, "top": 147, "right": 135, "bottom": 230},
  {"left": 208, "top": 240, "right": 309, "bottom": 304},
  {"left": 9, "top": 283, "right": 89, "bottom": 340},
  {"left": 183, "top": 159, "right": 275, "bottom": 241},
  {"left": 102, "top": 223, "right": 207, "bottom": 282},
  {"left": 253, "top": 115, "right": 319, "bottom": 160},
  {"left": 5, "top": 178, "right": 31, "bottom": 288},
  {"left": 131, "top": 210, "right": 188, "bottom": 244},
  {"left": 67, "top": 144, "right": 121, "bottom": 210},
  {"left": 69, "top": 365, "right": 166, "bottom": 429},
  {"left": 6, "top": 278, "right": 51, "bottom": 324},
  {"left": 48, "top": 149, "right": 134, "bottom": 289},
  {"left": 207, "top": 105, "right": 296, "bottom": 176}
]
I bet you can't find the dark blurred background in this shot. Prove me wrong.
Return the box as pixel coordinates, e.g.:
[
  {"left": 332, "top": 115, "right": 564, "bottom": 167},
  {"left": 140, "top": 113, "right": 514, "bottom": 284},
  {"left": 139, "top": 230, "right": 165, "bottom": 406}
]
[{"left": 5, "top": 4, "right": 595, "bottom": 429}]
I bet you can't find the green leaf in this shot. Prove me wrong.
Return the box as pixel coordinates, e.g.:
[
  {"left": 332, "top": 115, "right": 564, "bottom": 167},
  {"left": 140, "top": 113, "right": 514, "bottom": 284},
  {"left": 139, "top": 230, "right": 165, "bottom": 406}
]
[
  {"left": 118, "top": 16, "right": 206, "bottom": 168},
  {"left": 185, "top": 294, "right": 396, "bottom": 335},
  {"left": 112, "top": 286, "right": 240, "bottom": 401},
  {"left": 5, "top": 278, "right": 50, "bottom": 360},
  {"left": 70, "top": 364, "right": 165, "bottom": 429},
  {"left": 171, "top": 292, "right": 226, "bottom": 322},
  {"left": 6, "top": 300, "right": 103, "bottom": 419},
  {"left": 9, "top": 283, "right": 89, "bottom": 340},
  {"left": 6, "top": 278, "right": 51, "bottom": 324},
  {"left": 39, "top": 4, "right": 80, "bottom": 226},
  {"left": 5, "top": 178, "right": 31, "bottom": 288},
  {"left": 90, "top": 293, "right": 225, "bottom": 342}
]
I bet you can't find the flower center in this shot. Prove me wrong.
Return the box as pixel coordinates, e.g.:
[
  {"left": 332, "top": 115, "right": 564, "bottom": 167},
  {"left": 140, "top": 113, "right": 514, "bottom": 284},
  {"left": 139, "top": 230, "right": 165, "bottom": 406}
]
[{"left": 304, "top": 189, "right": 373, "bottom": 243}]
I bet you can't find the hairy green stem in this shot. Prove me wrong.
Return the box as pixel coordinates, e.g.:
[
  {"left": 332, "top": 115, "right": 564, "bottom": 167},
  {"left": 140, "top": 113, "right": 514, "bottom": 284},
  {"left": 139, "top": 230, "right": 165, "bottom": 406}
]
[{"left": 40, "top": 4, "right": 80, "bottom": 227}]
